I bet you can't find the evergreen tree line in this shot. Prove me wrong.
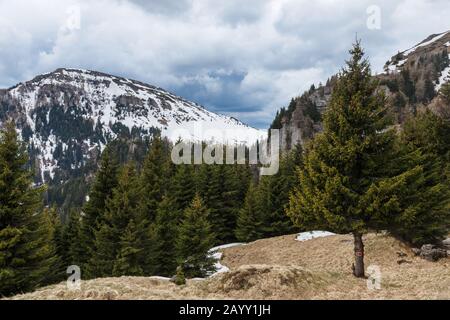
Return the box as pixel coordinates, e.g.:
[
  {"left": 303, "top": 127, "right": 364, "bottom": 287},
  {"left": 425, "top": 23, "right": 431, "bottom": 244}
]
[
  {"left": 0, "top": 119, "right": 301, "bottom": 296},
  {"left": 57, "top": 137, "right": 303, "bottom": 282}
]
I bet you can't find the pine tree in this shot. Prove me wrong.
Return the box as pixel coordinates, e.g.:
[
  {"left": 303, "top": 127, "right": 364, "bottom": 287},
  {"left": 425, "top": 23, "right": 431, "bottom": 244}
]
[
  {"left": 113, "top": 219, "right": 144, "bottom": 276},
  {"left": 81, "top": 146, "right": 119, "bottom": 274},
  {"left": 198, "top": 164, "right": 241, "bottom": 244},
  {"left": 261, "top": 146, "right": 302, "bottom": 237},
  {"left": 0, "top": 121, "right": 50, "bottom": 296},
  {"left": 287, "top": 42, "right": 404, "bottom": 278},
  {"left": 88, "top": 163, "right": 142, "bottom": 277},
  {"left": 36, "top": 207, "right": 63, "bottom": 285},
  {"left": 397, "top": 111, "right": 450, "bottom": 244},
  {"left": 235, "top": 182, "right": 264, "bottom": 242},
  {"left": 65, "top": 209, "right": 84, "bottom": 267},
  {"left": 171, "top": 164, "right": 196, "bottom": 212},
  {"left": 140, "top": 134, "right": 169, "bottom": 223},
  {"left": 196, "top": 163, "right": 222, "bottom": 241},
  {"left": 219, "top": 165, "right": 241, "bottom": 243},
  {"left": 177, "top": 195, "right": 216, "bottom": 278},
  {"left": 152, "top": 196, "right": 180, "bottom": 277}
]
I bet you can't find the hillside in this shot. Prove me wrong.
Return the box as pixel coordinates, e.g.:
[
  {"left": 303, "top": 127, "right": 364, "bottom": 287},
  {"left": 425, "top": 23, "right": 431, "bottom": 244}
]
[
  {"left": 7, "top": 233, "right": 449, "bottom": 300},
  {"left": 0, "top": 68, "right": 265, "bottom": 212},
  {"left": 1, "top": 68, "right": 264, "bottom": 183},
  {"left": 273, "top": 30, "right": 450, "bottom": 152}
]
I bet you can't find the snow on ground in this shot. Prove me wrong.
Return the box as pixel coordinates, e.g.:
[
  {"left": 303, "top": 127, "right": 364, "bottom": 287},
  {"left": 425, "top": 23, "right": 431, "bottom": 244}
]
[
  {"left": 296, "top": 231, "right": 336, "bottom": 242},
  {"left": 208, "top": 243, "right": 246, "bottom": 277},
  {"left": 436, "top": 56, "right": 450, "bottom": 91},
  {"left": 148, "top": 276, "right": 172, "bottom": 281}
]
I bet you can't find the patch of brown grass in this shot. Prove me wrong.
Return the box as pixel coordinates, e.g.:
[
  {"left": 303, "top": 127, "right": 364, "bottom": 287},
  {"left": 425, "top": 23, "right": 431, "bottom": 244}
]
[{"left": 6, "top": 233, "right": 450, "bottom": 300}]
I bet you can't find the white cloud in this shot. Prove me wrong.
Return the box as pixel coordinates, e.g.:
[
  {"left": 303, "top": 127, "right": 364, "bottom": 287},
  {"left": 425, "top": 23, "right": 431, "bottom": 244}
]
[{"left": 0, "top": 0, "right": 449, "bottom": 128}]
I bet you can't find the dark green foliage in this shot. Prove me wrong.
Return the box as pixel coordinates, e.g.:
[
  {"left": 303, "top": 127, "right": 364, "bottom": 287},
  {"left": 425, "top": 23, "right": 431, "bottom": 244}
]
[
  {"left": 81, "top": 146, "right": 119, "bottom": 274},
  {"left": 173, "top": 266, "right": 186, "bottom": 286},
  {"left": 197, "top": 164, "right": 244, "bottom": 244},
  {"left": 423, "top": 76, "right": 436, "bottom": 103},
  {"left": 112, "top": 219, "right": 144, "bottom": 276},
  {"left": 65, "top": 210, "right": 84, "bottom": 267},
  {"left": 262, "top": 147, "right": 302, "bottom": 237},
  {"left": 396, "top": 111, "right": 450, "bottom": 244},
  {"left": 401, "top": 69, "right": 416, "bottom": 104},
  {"left": 286, "top": 42, "right": 402, "bottom": 277},
  {"left": 235, "top": 182, "right": 264, "bottom": 242},
  {"left": 171, "top": 164, "right": 196, "bottom": 212},
  {"left": 0, "top": 121, "right": 54, "bottom": 296},
  {"left": 152, "top": 196, "right": 180, "bottom": 277},
  {"left": 139, "top": 134, "right": 169, "bottom": 223},
  {"left": 88, "top": 163, "right": 142, "bottom": 277},
  {"left": 177, "top": 195, "right": 216, "bottom": 278},
  {"left": 287, "top": 42, "right": 450, "bottom": 277}
]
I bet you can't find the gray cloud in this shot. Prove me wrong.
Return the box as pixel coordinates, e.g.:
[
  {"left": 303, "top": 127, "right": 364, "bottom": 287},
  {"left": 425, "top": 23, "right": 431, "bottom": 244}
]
[
  {"left": 128, "top": 0, "right": 193, "bottom": 15},
  {"left": 0, "top": 0, "right": 449, "bottom": 128}
]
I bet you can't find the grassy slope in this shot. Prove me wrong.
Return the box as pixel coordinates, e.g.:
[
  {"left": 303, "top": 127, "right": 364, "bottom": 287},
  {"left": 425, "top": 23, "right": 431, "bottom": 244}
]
[{"left": 7, "top": 233, "right": 450, "bottom": 300}]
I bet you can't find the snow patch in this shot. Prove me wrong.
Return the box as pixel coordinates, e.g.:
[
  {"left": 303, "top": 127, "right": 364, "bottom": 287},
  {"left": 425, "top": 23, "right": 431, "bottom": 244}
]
[
  {"left": 148, "top": 276, "right": 171, "bottom": 281},
  {"left": 436, "top": 55, "right": 450, "bottom": 91},
  {"left": 296, "top": 231, "right": 336, "bottom": 242},
  {"left": 208, "top": 243, "right": 246, "bottom": 277}
]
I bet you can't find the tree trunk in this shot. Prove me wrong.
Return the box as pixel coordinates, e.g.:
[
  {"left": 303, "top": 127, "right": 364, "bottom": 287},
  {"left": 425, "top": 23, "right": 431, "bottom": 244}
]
[{"left": 352, "top": 233, "right": 365, "bottom": 278}]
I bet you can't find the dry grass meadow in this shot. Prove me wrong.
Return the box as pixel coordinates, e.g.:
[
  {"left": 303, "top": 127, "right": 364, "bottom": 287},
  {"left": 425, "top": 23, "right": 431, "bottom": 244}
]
[{"left": 6, "top": 233, "right": 450, "bottom": 300}]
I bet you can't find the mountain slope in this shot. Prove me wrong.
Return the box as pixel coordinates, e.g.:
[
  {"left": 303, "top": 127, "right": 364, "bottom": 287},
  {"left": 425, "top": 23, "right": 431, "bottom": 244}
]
[
  {"left": 0, "top": 68, "right": 264, "bottom": 184},
  {"left": 273, "top": 31, "right": 450, "bottom": 152}
]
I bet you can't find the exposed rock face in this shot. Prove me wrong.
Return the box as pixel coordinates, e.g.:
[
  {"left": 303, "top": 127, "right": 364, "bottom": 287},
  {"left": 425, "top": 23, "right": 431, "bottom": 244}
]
[
  {"left": 277, "top": 84, "right": 331, "bottom": 151},
  {"left": 414, "top": 244, "right": 448, "bottom": 262}
]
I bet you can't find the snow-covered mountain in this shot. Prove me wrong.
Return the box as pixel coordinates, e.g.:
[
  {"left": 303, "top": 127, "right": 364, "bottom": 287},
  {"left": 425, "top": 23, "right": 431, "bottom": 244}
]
[
  {"left": 0, "top": 68, "right": 265, "bottom": 184},
  {"left": 385, "top": 30, "right": 450, "bottom": 90}
]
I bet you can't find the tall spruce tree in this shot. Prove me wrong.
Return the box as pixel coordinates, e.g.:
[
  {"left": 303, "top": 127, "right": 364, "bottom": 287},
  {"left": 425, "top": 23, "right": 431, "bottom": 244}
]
[
  {"left": 397, "top": 111, "right": 450, "bottom": 244},
  {"left": 88, "top": 163, "right": 142, "bottom": 277},
  {"left": 140, "top": 134, "right": 169, "bottom": 223},
  {"left": 171, "top": 164, "right": 196, "bottom": 212},
  {"left": 0, "top": 121, "right": 51, "bottom": 296},
  {"left": 112, "top": 219, "right": 144, "bottom": 276},
  {"left": 81, "top": 146, "right": 119, "bottom": 274},
  {"left": 235, "top": 182, "right": 264, "bottom": 242},
  {"left": 287, "top": 42, "right": 407, "bottom": 277},
  {"left": 35, "top": 207, "right": 63, "bottom": 286},
  {"left": 65, "top": 209, "right": 84, "bottom": 267},
  {"left": 152, "top": 196, "right": 180, "bottom": 276},
  {"left": 177, "top": 195, "right": 216, "bottom": 278},
  {"left": 261, "top": 147, "right": 302, "bottom": 237},
  {"left": 198, "top": 164, "right": 240, "bottom": 244}
]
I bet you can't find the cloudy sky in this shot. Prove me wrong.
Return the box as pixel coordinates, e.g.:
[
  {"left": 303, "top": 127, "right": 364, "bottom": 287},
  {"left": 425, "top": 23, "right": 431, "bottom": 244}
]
[{"left": 0, "top": 0, "right": 449, "bottom": 128}]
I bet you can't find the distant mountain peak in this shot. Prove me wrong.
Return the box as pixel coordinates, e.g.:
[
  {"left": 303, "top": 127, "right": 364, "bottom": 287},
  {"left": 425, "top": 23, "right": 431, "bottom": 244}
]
[{"left": 0, "top": 69, "right": 265, "bottom": 184}]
